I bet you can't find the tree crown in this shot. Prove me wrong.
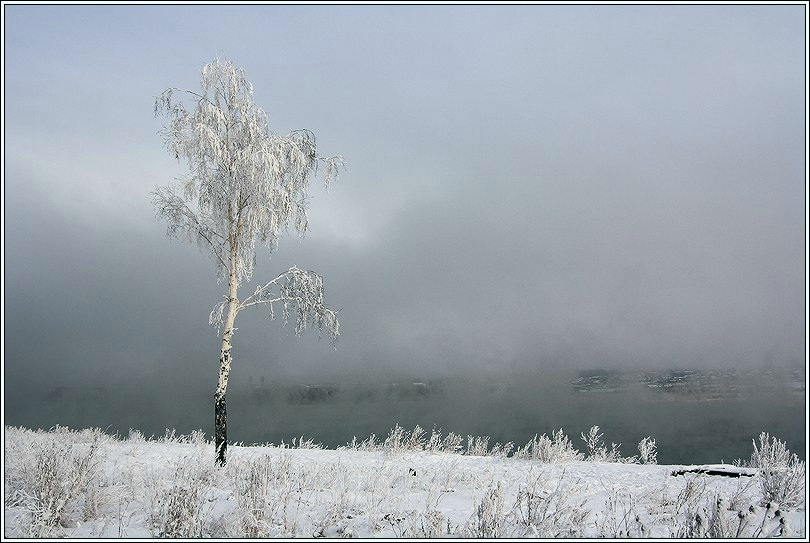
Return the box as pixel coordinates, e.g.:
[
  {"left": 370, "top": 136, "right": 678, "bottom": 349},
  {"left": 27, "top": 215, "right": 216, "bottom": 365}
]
[{"left": 154, "top": 58, "right": 343, "bottom": 284}]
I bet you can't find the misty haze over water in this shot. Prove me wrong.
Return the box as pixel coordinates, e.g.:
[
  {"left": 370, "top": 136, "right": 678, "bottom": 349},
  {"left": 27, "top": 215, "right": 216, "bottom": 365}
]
[
  {"left": 4, "top": 5, "right": 806, "bottom": 472},
  {"left": 5, "top": 366, "right": 803, "bottom": 465}
]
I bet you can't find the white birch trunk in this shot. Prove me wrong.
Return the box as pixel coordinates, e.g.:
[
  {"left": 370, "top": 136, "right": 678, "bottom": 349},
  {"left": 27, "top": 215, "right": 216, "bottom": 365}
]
[{"left": 214, "top": 270, "right": 239, "bottom": 466}]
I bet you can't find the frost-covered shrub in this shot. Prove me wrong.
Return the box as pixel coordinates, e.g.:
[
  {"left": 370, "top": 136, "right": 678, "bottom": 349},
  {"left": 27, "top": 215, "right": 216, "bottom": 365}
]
[
  {"left": 384, "top": 424, "right": 408, "bottom": 453},
  {"left": 466, "top": 435, "right": 490, "bottom": 456},
  {"left": 581, "top": 425, "right": 604, "bottom": 459},
  {"left": 408, "top": 425, "right": 427, "bottom": 450},
  {"left": 442, "top": 432, "right": 464, "bottom": 454},
  {"left": 359, "top": 433, "right": 379, "bottom": 451},
  {"left": 291, "top": 435, "right": 324, "bottom": 449},
  {"left": 749, "top": 432, "right": 791, "bottom": 469},
  {"left": 342, "top": 433, "right": 379, "bottom": 451},
  {"left": 514, "top": 430, "right": 584, "bottom": 463},
  {"left": 158, "top": 428, "right": 208, "bottom": 445},
  {"left": 183, "top": 429, "right": 209, "bottom": 446},
  {"left": 4, "top": 428, "right": 31, "bottom": 508},
  {"left": 382, "top": 424, "right": 442, "bottom": 454},
  {"left": 159, "top": 428, "right": 179, "bottom": 443},
  {"left": 750, "top": 432, "right": 805, "bottom": 508},
  {"left": 637, "top": 436, "right": 657, "bottom": 465},
  {"left": 128, "top": 428, "right": 146, "bottom": 443},
  {"left": 761, "top": 463, "right": 805, "bottom": 509},
  {"left": 489, "top": 441, "right": 516, "bottom": 458},
  {"left": 6, "top": 435, "right": 102, "bottom": 537},
  {"left": 427, "top": 427, "right": 443, "bottom": 452},
  {"left": 580, "top": 426, "right": 627, "bottom": 463}
]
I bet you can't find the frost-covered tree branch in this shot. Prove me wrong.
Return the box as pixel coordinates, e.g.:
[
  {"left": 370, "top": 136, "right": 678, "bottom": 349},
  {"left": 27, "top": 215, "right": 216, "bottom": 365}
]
[
  {"left": 152, "top": 185, "right": 229, "bottom": 276},
  {"left": 235, "top": 266, "right": 340, "bottom": 345}
]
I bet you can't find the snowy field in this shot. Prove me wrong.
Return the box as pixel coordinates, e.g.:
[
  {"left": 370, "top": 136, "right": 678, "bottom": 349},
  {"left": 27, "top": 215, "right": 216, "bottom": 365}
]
[{"left": 3, "top": 425, "right": 805, "bottom": 538}]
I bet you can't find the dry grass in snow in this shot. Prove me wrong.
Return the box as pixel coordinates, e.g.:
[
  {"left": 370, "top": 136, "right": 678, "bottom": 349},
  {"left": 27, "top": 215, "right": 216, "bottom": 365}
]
[{"left": 3, "top": 425, "right": 805, "bottom": 538}]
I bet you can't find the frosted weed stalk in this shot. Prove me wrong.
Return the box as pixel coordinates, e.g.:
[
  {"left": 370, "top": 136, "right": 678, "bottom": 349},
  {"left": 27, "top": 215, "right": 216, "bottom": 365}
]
[
  {"left": 147, "top": 457, "right": 216, "bottom": 537},
  {"left": 228, "top": 455, "right": 275, "bottom": 537},
  {"left": 595, "top": 488, "right": 646, "bottom": 537},
  {"left": 225, "top": 453, "right": 310, "bottom": 537},
  {"left": 673, "top": 495, "right": 783, "bottom": 538},
  {"left": 401, "top": 461, "right": 460, "bottom": 537},
  {"left": 511, "top": 469, "right": 588, "bottom": 537},
  {"left": 312, "top": 461, "right": 368, "bottom": 537},
  {"left": 465, "top": 482, "right": 506, "bottom": 538}
]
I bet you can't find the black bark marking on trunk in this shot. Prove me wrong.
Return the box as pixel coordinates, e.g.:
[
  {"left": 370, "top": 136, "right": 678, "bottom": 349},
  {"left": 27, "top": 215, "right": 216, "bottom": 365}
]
[
  {"left": 215, "top": 393, "right": 227, "bottom": 466},
  {"left": 215, "top": 345, "right": 231, "bottom": 466}
]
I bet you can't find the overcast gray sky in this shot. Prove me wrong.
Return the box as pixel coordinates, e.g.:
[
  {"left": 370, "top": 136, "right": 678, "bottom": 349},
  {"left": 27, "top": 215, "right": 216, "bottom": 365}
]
[{"left": 4, "top": 4, "right": 806, "bottom": 402}]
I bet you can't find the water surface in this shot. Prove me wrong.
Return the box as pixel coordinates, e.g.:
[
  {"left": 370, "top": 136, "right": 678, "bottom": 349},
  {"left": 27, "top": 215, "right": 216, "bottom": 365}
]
[{"left": 6, "top": 367, "right": 804, "bottom": 465}]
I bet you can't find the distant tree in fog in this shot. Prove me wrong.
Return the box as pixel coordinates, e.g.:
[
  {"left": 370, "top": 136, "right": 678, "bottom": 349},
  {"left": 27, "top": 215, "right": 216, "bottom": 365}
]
[{"left": 153, "top": 58, "right": 342, "bottom": 465}]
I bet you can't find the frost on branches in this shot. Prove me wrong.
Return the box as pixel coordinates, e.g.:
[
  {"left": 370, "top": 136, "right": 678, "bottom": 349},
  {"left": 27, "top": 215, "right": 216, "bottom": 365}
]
[
  {"left": 209, "top": 265, "right": 340, "bottom": 343},
  {"left": 152, "top": 58, "right": 343, "bottom": 465}
]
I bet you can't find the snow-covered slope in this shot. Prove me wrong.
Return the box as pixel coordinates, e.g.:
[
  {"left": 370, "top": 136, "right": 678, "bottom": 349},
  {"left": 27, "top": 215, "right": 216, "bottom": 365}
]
[{"left": 3, "top": 426, "right": 805, "bottom": 538}]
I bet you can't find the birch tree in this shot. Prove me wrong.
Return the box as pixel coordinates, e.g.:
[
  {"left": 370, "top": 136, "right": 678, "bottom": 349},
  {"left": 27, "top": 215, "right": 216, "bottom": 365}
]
[{"left": 153, "top": 58, "right": 342, "bottom": 465}]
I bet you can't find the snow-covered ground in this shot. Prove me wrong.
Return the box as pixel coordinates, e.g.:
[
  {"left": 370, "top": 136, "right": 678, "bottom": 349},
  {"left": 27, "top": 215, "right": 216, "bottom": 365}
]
[{"left": 3, "top": 426, "right": 805, "bottom": 538}]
